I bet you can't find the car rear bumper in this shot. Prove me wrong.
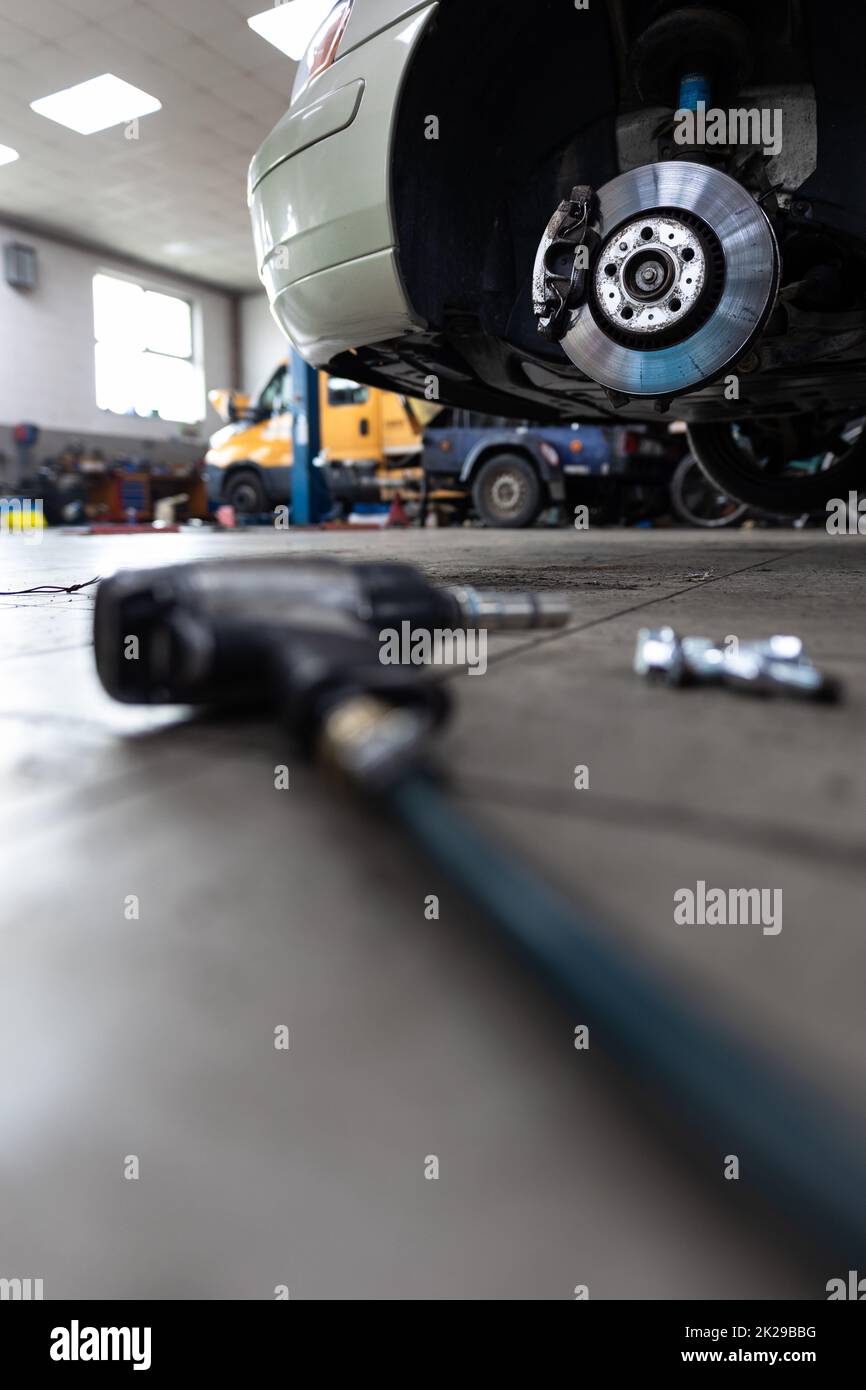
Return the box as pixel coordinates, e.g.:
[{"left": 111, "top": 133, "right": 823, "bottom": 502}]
[{"left": 248, "top": 2, "right": 436, "bottom": 367}]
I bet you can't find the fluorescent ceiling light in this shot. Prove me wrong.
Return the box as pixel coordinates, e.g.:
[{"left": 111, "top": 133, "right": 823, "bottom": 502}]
[
  {"left": 247, "top": 1, "right": 335, "bottom": 60},
  {"left": 0, "top": 143, "right": 19, "bottom": 166},
  {"left": 30, "top": 74, "right": 161, "bottom": 135}
]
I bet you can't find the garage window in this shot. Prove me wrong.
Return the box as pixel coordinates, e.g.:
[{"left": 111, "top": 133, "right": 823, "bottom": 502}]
[{"left": 93, "top": 273, "right": 203, "bottom": 423}]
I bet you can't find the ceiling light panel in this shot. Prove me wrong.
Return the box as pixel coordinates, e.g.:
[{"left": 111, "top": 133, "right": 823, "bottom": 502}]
[{"left": 31, "top": 74, "right": 161, "bottom": 136}]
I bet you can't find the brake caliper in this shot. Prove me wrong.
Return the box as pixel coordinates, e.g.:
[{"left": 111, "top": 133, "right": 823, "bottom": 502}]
[{"left": 532, "top": 184, "right": 598, "bottom": 342}]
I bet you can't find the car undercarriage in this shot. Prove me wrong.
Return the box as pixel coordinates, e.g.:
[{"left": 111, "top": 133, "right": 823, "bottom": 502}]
[{"left": 327, "top": 0, "right": 866, "bottom": 512}]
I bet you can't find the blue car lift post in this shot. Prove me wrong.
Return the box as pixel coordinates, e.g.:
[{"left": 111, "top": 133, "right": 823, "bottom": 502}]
[{"left": 289, "top": 349, "right": 331, "bottom": 525}]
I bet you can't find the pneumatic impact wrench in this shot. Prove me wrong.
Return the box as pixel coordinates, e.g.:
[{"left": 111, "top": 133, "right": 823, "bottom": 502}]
[{"left": 94, "top": 556, "right": 569, "bottom": 787}]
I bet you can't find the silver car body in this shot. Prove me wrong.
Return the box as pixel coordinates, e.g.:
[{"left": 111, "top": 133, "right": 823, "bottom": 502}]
[{"left": 248, "top": 0, "right": 436, "bottom": 366}]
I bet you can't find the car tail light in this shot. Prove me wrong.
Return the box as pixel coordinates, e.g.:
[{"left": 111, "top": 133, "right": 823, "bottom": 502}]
[
  {"left": 292, "top": 0, "right": 354, "bottom": 102},
  {"left": 539, "top": 441, "right": 560, "bottom": 467}
]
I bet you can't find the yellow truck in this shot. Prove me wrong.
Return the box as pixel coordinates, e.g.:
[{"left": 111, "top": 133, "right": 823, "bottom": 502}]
[{"left": 204, "top": 361, "right": 423, "bottom": 515}]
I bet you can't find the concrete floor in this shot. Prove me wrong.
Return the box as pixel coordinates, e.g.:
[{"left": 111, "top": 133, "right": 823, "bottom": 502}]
[{"left": 1, "top": 524, "right": 865, "bottom": 1300}]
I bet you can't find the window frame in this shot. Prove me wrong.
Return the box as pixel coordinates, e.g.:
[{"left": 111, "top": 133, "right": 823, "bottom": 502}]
[
  {"left": 326, "top": 377, "right": 370, "bottom": 408},
  {"left": 92, "top": 269, "right": 204, "bottom": 425}
]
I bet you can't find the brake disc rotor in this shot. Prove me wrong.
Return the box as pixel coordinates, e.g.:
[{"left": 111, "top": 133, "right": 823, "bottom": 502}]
[{"left": 561, "top": 162, "right": 779, "bottom": 397}]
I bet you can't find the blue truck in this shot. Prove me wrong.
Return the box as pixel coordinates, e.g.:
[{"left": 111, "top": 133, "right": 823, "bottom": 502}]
[{"left": 421, "top": 410, "right": 683, "bottom": 527}]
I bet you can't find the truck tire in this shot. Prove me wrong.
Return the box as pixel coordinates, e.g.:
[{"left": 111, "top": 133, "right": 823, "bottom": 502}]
[
  {"left": 670, "top": 453, "right": 747, "bottom": 528},
  {"left": 224, "top": 467, "right": 268, "bottom": 516},
  {"left": 472, "top": 453, "right": 542, "bottom": 527}
]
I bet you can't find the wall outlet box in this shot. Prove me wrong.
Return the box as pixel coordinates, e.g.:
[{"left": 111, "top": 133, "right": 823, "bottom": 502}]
[{"left": 5, "top": 242, "right": 38, "bottom": 291}]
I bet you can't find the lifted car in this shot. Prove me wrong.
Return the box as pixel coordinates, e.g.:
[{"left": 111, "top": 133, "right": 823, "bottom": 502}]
[{"left": 249, "top": 0, "right": 866, "bottom": 515}]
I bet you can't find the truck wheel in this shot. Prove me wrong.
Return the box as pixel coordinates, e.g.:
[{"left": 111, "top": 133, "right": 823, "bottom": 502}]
[
  {"left": 224, "top": 468, "right": 268, "bottom": 516},
  {"left": 472, "top": 454, "right": 542, "bottom": 527},
  {"left": 670, "top": 454, "right": 747, "bottom": 528}
]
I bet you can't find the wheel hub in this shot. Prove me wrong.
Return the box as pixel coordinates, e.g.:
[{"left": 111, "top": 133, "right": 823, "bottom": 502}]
[
  {"left": 233, "top": 484, "right": 259, "bottom": 511},
  {"left": 490, "top": 473, "right": 522, "bottom": 511},
  {"left": 594, "top": 213, "right": 707, "bottom": 337}
]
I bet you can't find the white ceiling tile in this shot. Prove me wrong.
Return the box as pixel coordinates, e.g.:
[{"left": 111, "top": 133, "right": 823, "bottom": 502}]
[
  {"left": 102, "top": 8, "right": 190, "bottom": 57},
  {"left": 171, "top": 89, "right": 232, "bottom": 130},
  {"left": 60, "top": 23, "right": 154, "bottom": 72},
  {"left": 0, "top": 19, "right": 45, "bottom": 58},
  {"left": 3, "top": 191, "right": 56, "bottom": 214},
  {"left": 122, "top": 65, "right": 192, "bottom": 104},
  {"left": 211, "top": 110, "right": 270, "bottom": 153},
  {"left": 0, "top": 60, "right": 50, "bottom": 100},
  {"left": 205, "top": 19, "right": 276, "bottom": 71},
  {"left": 0, "top": 0, "right": 90, "bottom": 39},
  {"left": 252, "top": 55, "right": 297, "bottom": 97},
  {"left": 221, "top": 81, "right": 286, "bottom": 127},
  {"left": 159, "top": 38, "right": 241, "bottom": 89},
  {"left": 62, "top": 0, "right": 137, "bottom": 19},
  {"left": 17, "top": 42, "right": 102, "bottom": 90},
  {"left": 0, "top": 83, "right": 31, "bottom": 113},
  {"left": 148, "top": 0, "right": 239, "bottom": 37}
]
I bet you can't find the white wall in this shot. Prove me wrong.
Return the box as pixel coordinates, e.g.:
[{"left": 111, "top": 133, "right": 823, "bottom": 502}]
[
  {"left": 240, "top": 289, "right": 288, "bottom": 398},
  {"left": 0, "top": 222, "right": 235, "bottom": 443}
]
